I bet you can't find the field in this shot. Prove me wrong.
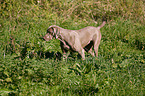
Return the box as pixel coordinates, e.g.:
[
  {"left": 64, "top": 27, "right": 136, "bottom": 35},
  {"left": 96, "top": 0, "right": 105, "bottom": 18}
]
[{"left": 0, "top": 0, "right": 145, "bottom": 95}]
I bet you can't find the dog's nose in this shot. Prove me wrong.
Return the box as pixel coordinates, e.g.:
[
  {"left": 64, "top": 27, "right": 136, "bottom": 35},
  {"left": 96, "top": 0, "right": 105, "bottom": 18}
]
[
  {"left": 39, "top": 37, "right": 45, "bottom": 40},
  {"left": 43, "top": 36, "right": 49, "bottom": 41}
]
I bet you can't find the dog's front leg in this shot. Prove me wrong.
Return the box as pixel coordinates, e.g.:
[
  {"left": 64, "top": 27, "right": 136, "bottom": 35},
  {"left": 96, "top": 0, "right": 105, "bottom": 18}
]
[
  {"left": 79, "top": 48, "right": 85, "bottom": 60},
  {"left": 58, "top": 38, "right": 69, "bottom": 49},
  {"left": 60, "top": 41, "right": 69, "bottom": 60}
]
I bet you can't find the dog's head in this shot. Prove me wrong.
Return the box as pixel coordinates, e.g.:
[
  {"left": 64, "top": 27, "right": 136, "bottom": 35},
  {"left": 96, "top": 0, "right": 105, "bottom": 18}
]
[{"left": 43, "top": 25, "right": 60, "bottom": 41}]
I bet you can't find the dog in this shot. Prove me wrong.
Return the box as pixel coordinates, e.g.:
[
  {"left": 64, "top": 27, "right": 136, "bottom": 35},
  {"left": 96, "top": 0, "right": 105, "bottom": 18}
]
[{"left": 43, "top": 21, "right": 106, "bottom": 60}]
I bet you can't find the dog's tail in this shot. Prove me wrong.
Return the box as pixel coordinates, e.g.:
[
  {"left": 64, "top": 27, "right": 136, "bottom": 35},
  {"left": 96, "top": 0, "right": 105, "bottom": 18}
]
[{"left": 97, "top": 21, "right": 106, "bottom": 29}]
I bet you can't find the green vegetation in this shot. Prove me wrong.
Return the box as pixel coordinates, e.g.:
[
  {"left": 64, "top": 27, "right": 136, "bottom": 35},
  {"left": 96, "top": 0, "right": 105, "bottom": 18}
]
[{"left": 0, "top": 0, "right": 145, "bottom": 95}]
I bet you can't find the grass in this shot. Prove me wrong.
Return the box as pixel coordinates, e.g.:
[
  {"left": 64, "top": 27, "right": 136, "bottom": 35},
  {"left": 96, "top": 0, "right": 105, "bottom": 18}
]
[{"left": 0, "top": 0, "right": 145, "bottom": 95}]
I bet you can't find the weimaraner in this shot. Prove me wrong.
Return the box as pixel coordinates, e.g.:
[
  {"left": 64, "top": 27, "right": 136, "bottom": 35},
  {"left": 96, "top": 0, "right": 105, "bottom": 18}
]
[{"left": 43, "top": 21, "right": 106, "bottom": 59}]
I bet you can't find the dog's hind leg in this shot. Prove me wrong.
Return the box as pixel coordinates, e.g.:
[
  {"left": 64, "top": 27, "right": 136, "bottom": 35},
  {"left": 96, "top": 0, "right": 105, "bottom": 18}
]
[
  {"left": 93, "top": 36, "right": 101, "bottom": 57},
  {"left": 84, "top": 41, "right": 95, "bottom": 57}
]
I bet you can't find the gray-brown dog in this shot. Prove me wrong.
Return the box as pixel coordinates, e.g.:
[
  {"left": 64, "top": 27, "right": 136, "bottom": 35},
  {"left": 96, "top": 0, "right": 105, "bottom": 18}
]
[{"left": 43, "top": 21, "right": 106, "bottom": 59}]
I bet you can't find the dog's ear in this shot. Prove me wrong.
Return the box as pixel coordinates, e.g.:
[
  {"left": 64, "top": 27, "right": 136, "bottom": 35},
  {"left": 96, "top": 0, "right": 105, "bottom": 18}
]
[
  {"left": 47, "top": 27, "right": 53, "bottom": 33},
  {"left": 53, "top": 27, "right": 60, "bottom": 39},
  {"left": 47, "top": 25, "right": 60, "bottom": 39}
]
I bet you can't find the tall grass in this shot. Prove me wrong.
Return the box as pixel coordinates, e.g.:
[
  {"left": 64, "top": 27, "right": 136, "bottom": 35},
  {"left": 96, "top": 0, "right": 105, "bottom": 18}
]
[{"left": 0, "top": 0, "right": 145, "bottom": 95}]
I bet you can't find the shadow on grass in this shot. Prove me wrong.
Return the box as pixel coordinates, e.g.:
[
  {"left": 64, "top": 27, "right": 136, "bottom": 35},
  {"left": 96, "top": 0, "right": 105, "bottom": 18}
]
[
  {"left": 13, "top": 39, "right": 86, "bottom": 60},
  {"left": 75, "top": 86, "right": 99, "bottom": 96},
  {"left": 63, "top": 86, "right": 99, "bottom": 95},
  {"left": 41, "top": 51, "right": 82, "bottom": 60},
  {"left": 15, "top": 47, "right": 82, "bottom": 60},
  {"left": 42, "top": 51, "right": 62, "bottom": 60}
]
